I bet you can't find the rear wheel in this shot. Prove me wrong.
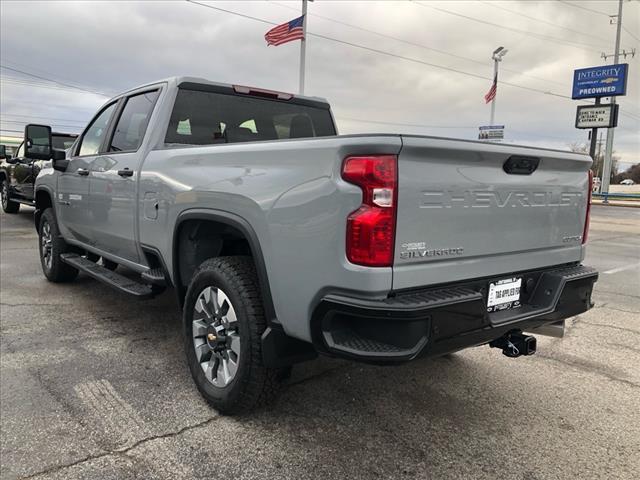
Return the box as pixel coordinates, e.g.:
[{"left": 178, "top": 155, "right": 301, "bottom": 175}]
[
  {"left": 1, "top": 179, "right": 20, "bottom": 214},
  {"left": 183, "top": 256, "right": 283, "bottom": 414},
  {"left": 39, "top": 208, "right": 78, "bottom": 282}
]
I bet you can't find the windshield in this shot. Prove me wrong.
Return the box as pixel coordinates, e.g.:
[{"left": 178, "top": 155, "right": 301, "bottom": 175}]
[
  {"left": 52, "top": 135, "right": 77, "bottom": 150},
  {"left": 165, "top": 89, "right": 335, "bottom": 145}
]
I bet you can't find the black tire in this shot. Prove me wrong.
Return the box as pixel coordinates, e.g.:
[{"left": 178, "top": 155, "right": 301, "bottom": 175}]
[
  {"left": 38, "top": 208, "right": 78, "bottom": 282},
  {"left": 1, "top": 178, "right": 20, "bottom": 214},
  {"left": 183, "top": 256, "right": 283, "bottom": 414}
]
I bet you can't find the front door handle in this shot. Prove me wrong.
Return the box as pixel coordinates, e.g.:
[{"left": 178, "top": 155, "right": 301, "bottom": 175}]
[
  {"left": 117, "top": 168, "right": 134, "bottom": 177},
  {"left": 77, "top": 168, "right": 90, "bottom": 176}
]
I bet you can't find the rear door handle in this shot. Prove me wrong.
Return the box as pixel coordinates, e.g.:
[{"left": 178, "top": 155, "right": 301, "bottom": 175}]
[
  {"left": 77, "top": 168, "right": 90, "bottom": 176},
  {"left": 117, "top": 168, "right": 134, "bottom": 177}
]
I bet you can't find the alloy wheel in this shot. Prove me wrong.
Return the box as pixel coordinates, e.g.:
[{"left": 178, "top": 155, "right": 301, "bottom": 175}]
[
  {"left": 40, "top": 220, "right": 53, "bottom": 270},
  {"left": 192, "top": 286, "right": 241, "bottom": 387}
]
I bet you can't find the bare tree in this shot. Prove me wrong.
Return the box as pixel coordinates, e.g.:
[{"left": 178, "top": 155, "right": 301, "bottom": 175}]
[{"left": 569, "top": 141, "right": 619, "bottom": 180}]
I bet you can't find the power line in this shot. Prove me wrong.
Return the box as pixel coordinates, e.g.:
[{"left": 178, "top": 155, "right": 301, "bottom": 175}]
[
  {"left": 478, "top": 1, "right": 611, "bottom": 44},
  {"left": 186, "top": 1, "right": 573, "bottom": 98},
  {"left": 412, "top": 1, "right": 607, "bottom": 52},
  {"left": 186, "top": 0, "right": 640, "bottom": 119},
  {"left": 0, "top": 65, "right": 110, "bottom": 96},
  {"left": 270, "top": 0, "right": 569, "bottom": 88},
  {"left": 622, "top": 26, "right": 640, "bottom": 43},
  {"left": 556, "top": 1, "right": 610, "bottom": 17},
  {"left": 0, "top": 113, "right": 88, "bottom": 124},
  {"left": 0, "top": 121, "right": 82, "bottom": 130},
  {"left": 1, "top": 76, "right": 107, "bottom": 95}
]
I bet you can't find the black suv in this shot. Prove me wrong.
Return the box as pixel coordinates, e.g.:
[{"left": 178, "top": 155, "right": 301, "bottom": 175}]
[{"left": 1, "top": 132, "right": 77, "bottom": 213}]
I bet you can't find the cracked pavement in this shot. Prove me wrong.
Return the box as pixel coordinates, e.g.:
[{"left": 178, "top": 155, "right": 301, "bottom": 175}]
[{"left": 1, "top": 205, "right": 639, "bottom": 480}]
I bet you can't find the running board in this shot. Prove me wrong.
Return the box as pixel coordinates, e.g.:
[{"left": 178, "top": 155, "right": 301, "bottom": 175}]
[{"left": 60, "top": 253, "right": 154, "bottom": 299}]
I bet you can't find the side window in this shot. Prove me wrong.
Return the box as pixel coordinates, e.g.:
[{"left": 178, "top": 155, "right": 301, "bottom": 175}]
[
  {"left": 109, "top": 90, "right": 160, "bottom": 152},
  {"left": 78, "top": 103, "right": 117, "bottom": 157}
]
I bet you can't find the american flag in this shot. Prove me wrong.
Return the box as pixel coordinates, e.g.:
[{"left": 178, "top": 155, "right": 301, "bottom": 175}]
[
  {"left": 484, "top": 74, "right": 497, "bottom": 103},
  {"left": 265, "top": 15, "right": 305, "bottom": 46}
]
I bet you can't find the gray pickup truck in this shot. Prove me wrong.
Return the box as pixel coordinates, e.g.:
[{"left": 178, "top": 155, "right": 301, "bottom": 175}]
[{"left": 28, "top": 77, "right": 598, "bottom": 414}]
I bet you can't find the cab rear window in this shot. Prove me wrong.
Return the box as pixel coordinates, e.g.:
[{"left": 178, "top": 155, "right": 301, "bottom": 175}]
[{"left": 165, "top": 89, "right": 335, "bottom": 145}]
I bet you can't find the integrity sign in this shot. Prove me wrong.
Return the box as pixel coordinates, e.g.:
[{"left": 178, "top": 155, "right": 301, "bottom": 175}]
[{"left": 572, "top": 64, "right": 628, "bottom": 100}]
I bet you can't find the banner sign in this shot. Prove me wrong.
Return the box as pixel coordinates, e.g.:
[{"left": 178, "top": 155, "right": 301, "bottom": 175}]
[
  {"left": 572, "top": 64, "right": 628, "bottom": 100},
  {"left": 478, "top": 125, "right": 504, "bottom": 140},
  {"left": 575, "top": 104, "right": 619, "bottom": 129}
]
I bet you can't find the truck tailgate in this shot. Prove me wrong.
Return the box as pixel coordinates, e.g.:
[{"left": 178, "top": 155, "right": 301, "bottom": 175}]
[{"left": 393, "top": 136, "right": 591, "bottom": 291}]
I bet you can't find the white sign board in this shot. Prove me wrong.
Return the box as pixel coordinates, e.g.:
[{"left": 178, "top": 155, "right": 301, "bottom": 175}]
[
  {"left": 478, "top": 125, "right": 504, "bottom": 140},
  {"left": 575, "top": 104, "right": 618, "bottom": 129}
]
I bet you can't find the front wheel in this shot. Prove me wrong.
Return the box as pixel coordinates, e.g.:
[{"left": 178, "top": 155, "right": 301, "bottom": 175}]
[
  {"left": 1, "top": 179, "right": 20, "bottom": 213},
  {"left": 39, "top": 208, "right": 78, "bottom": 282},
  {"left": 183, "top": 256, "right": 283, "bottom": 414}
]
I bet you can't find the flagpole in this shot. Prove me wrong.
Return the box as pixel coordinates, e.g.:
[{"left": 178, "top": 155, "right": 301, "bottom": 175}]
[
  {"left": 489, "top": 57, "right": 498, "bottom": 126},
  {"left": 299, "top": 0, "right": 308, "bottom": 95},
  {"left": 489, "top": 46, "right": 507, "bottom": 126}
]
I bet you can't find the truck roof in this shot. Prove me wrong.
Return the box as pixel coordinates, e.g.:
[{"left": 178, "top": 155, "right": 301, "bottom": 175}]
[{"left": 113, "top": 76, "right": 330, "bottom": 108}]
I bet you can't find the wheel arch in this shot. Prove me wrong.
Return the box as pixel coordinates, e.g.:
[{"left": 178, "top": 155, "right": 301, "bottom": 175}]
[
  {"left": 34, "top": 187, "right": 55, "bottom": 232},
  {"left": 172, "top": 209, "right": 276, "bottom": 324}
]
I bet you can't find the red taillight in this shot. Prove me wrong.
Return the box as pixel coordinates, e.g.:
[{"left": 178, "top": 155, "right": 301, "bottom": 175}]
[
  {"left": 583, "top": 169, "right": 593, "bottom": 244},
  {"left": 342, "top": 155, "right": 397, "bottom": 267}
]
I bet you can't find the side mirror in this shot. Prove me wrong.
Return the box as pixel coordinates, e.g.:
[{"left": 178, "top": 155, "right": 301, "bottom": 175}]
[
  {"left": 52, "top": 149, "right": 69, "bottom": 172},
  {"left": 24, "top": 124, "right": 52, "bottom": 160}
]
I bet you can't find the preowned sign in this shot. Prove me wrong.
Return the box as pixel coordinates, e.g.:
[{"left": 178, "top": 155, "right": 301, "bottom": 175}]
[
  {"left": 575, "top": 104, "right": 618, "bottom": 129},
  {"left": 572, "top": 64, "right": 628, "bottom": 100}
]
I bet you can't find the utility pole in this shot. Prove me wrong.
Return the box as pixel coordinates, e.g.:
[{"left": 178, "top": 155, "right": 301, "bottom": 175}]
[
  {"left": 588, "top": 97, "right": 601, "bottom": 162},
  {"left": 600, "top": 0, "right": 624, "bottom": 201},
  {"left": 489, "top": 46, "right": 508, "bottom": 126},
  {"left": 299, "top": 0, "right": 309, "bottom": 95}
]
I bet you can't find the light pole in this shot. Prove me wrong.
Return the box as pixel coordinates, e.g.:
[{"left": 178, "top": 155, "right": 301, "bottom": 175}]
[
  {"left": 600, "top": 0, "right": 624, "bottom": 200},
  {"left": 490, "top": 46, "right": 508, "bottom": 126},
  {"left": 299, "top": 0, "right": 313, "bottom": 95}
]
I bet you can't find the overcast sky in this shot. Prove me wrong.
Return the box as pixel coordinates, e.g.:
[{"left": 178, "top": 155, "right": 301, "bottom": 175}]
[{"left": 1, "top": 0, "right": 638, "bottom": 167}]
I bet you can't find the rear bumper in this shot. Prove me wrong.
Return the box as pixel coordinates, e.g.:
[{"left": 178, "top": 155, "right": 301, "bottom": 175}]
[{"left": 311, "top": 264, "right": 598, "bottom": 363}]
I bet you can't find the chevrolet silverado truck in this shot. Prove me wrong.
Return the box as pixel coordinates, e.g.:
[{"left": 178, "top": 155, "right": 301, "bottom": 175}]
[
  {"left": 29, "top": 77, "right": 598, "bottom": 414},
  {"left": 0, "top": 132, "right": 77, "bottom": 213}
]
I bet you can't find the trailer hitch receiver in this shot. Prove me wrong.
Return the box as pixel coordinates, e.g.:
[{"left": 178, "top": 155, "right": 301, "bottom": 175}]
[{"left": 490, "top": 331, "right": 537, "bottom": 358}]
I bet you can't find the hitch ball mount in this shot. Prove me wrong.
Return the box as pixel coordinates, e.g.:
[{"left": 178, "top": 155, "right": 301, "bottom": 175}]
[{"left": 490, "top": 331, "right": 537, "bottom": 358}]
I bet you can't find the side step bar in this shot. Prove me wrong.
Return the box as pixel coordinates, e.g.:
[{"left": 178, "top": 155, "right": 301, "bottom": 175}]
[{"left": 60, "top": 253, "right": 155, "bottom": 299}]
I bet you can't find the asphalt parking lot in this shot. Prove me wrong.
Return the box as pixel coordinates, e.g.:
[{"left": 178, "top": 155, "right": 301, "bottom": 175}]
[{"left": 1, "top": 205, "right": 638, "bottom": 480}]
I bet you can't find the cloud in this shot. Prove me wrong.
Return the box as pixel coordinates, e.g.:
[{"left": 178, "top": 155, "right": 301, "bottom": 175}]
[{"left": 1, "top": 0, "right": 638, "bottom": 162}]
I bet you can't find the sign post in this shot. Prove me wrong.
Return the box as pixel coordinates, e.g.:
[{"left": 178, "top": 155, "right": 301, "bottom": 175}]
[
  {"left": 571, "top": 63, "right": 628, "bottom": 193},
  {"left": 588, "top": 98, "right": 600, "bottom": 163}
]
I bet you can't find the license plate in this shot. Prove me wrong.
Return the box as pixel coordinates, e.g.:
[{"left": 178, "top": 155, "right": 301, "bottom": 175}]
[{"left": 487, "top": 277, "right": 522, "bottom": 312}]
